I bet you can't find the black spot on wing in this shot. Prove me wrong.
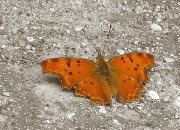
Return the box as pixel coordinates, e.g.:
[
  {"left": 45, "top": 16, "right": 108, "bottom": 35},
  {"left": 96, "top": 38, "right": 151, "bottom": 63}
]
[
  {"left": 129, "top": 57, "right": 133, "bottom": 63},
  {"left": 76, "top": 60, "right": 80, "bottom": 63},
  {"left": 120, "top": 57, "right": 126, "bottom": 63},
  {"left": 76, "top": 60, "right": 81, "bottom": 66},
  {"left": 90, "top": 82, "right": 94, "bottom": 85},
  {"left": 67, "top": 61, "right": 70, "bottom": 67}
]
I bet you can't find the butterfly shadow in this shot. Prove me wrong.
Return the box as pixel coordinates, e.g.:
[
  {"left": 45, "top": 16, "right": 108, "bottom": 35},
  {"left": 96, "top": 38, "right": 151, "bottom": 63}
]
[{"left": 42, "top": 75, "right": 75, "bottom": 93}]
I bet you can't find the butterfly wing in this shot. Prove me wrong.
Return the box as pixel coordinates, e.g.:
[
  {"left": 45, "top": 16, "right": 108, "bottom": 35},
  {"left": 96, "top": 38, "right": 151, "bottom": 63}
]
[
  {"left": 75, "top": 73, "right": 113, "bottom": 105},
  {"left": 112, "top": 74, "right": 145, "bottom": 103},
  {"left": 108, "top": 52, "right": 155, "bottom": 83},
  {"left": 40, "top": 58, "right": 96, "bottom": 89},
  {"left": 108, "top": 52, "right": 155, "bottom": 103}
]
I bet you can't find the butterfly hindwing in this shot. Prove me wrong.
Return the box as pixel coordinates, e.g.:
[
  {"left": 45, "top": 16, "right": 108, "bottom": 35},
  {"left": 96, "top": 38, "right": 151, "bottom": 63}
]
[
  {"left": 75, "top": 73, "right": 113, "bottom": 105},
  {"left": 111, "top": 73, "right": 145, "bottom": 103},
  {"left": 40, "top": 58, "right": 96, "bottom": 89}
]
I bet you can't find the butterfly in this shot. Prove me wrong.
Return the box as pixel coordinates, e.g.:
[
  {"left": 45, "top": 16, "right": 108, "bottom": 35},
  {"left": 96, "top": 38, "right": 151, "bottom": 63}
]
[{"left": 40, "top": 50, "right": 155, "bottom": 105}]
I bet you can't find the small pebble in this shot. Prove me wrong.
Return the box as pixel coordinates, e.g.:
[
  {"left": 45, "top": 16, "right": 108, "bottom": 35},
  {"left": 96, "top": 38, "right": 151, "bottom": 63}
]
[
  {"left": 156, "top": 17, "right": 162, "bottom": 22},
  {"left": 157, "top": 80, "right": 162, "bottom": 85},
  {"left": 50, "top": 8, "right": 55, "bottom": 12},
  {"left": 14, "top": 47, "right": 20, "bottom": 49},
  {"left": 65, "top": 29, "right": 70, "bottom": 33},
  {"left": 0, "top": 115, "right": 7, "bottom": 122},
  {"left": 174, "top": 113, "right": 179, "bottom": 119},
  {"left": 67, "top": 113, "right": 76, "bottom": 120},
  {"left": 0, "top": 26, "right": 5, "bottom": 30},
  {"left": 98, "top": 106, "right": 107, "bottom": 114},
  {"left": 144, "top": 47, "right": 150, "bottom": 53},
  {"left": 19, "top": 39, "right": 26, "bottom": 46},
  {"left": 75, "top": 26, "right": 83, "bottom": 32},
  {"left": 137, "top": 47, "right": 142, "bottom": 51},
  {"left": 174, "top": 97, "right": 180, "bottom": 107},
  {"left": 151, "top": 23, "right": 162, "bottom": 31},
  {"left": 134, "top": 40, "right": 139, "bottom": 45},
  {"left": 81, "top": 42, "right": 87, "bottom": 46},
  {"left": 76, "top": 0, "right": 82, "bottom": 5},
  {"left": 113, "top": 119, "right": 120, "bottom": 124},
  {"left": 32, "top": 47, "right": 36, "bottom": 50},
  {"left": 12, "top": 28, "right": 18, "bottom": 33},
  {"left": 148, "top": 90, "right": 160, "bottom": 100},
  {"left": 43, "top": 120, "right": 51, "bottom": 123},
  {"left": 26, "top": 36, "right": 35, "bottom": 42},
  {"left": 38, "top": 36, "right": 43, "bottom": 39},
  {"left": 3, "top": 92, "right": 10, "bottom": 97},
  {"left": 116, "top": 49, "right": 125, "bottom": 55},
  {"left": 9, "top": 99, "right": 14, "bottom": 102},
  {"left": 136, "top": 6, "right": 143, "bottom": 14},
  {"left": 137, "top": 107, "right": 143, "bottom": 110},
  {"left": 164, "top": 57, "right": 175, "bottom": 62},
  {"left": 13, "top": 7, "right": 18, "bottom": 10},
  {"left": 2, "top": 45, "right": 8, "bottom": 48},
  {"left": 25, "top": 44, "right": 31, "bottom": 49},
  {"left": 163, "top": 95, "right": 170, "bottom": 102}
]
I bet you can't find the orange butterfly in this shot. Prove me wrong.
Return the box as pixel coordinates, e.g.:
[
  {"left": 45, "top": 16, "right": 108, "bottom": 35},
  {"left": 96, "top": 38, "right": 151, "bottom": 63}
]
[{"left": 40, "top": 51, "right": 155, "bottom": 105}]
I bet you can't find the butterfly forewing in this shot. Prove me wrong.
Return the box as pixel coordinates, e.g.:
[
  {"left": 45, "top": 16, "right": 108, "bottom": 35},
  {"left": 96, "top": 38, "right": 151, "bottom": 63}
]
[
  {"left": 108, "top": 52, "right": 155, "bottom": 83},
  {"left": 41, "top": 58, "right": 96, "bottom": 89}
]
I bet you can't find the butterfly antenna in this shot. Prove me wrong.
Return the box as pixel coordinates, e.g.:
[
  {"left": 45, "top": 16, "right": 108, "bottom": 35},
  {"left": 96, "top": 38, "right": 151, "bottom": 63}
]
[
  {"left": 82, "top": 29, "right": 101, "bottom": 55},
  {"left": 102, "top": 24, "right": 113, "bottom": 55}
]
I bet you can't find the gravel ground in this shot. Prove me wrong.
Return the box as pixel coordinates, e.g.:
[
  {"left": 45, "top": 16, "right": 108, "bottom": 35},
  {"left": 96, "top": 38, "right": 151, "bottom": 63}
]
[{"left": 0, "top": 0, "right": 180, "bottom": 130}]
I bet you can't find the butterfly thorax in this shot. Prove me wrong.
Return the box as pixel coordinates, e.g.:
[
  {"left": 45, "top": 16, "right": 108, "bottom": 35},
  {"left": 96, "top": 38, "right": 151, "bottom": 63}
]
[{"left": 96, "top": 54, "right": 110, "bottom": 77}]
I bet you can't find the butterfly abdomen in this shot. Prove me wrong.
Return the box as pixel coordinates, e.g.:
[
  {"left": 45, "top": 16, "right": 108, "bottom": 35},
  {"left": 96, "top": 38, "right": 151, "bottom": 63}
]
[{"left": 104, "top": 77, "right": 116, "bottom": 96}]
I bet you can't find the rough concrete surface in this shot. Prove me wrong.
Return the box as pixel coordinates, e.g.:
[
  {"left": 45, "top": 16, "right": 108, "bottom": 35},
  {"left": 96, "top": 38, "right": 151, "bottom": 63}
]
[{"left": 0, "top": 0, "right": 180, "bottom": 130}]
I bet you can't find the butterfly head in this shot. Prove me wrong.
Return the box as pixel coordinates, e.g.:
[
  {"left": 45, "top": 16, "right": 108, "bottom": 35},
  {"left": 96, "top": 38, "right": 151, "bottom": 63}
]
[{"left": 96, "top": 53, "right": 105, "bottom": 62}]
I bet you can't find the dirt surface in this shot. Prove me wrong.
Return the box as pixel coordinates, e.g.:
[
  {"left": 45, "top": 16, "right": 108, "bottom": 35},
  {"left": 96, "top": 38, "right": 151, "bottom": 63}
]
[{"left": 0, "top": 0, "right": 180, "bottom": 130}]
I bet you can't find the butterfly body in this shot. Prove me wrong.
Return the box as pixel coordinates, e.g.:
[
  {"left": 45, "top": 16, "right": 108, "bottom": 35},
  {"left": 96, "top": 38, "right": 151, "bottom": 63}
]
[
  {"left": 96, "top": 54, "right": 111, "bottom": 76},
  {"left": 41, "top": 52, "right": 155, "bottom": 105}
]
